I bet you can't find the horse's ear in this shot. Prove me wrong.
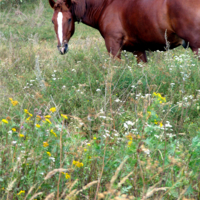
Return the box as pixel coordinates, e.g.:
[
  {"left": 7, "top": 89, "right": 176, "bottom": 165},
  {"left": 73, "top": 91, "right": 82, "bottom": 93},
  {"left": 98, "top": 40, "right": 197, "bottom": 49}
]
[{"left": 49, "top": 0, "right": 55, "bottom": 8}]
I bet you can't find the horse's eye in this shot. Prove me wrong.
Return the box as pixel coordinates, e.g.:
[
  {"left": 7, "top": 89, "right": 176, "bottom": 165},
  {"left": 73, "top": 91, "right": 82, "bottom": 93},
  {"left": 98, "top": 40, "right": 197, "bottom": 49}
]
[
  {"left": 68, "top": 18, "right": 72, "bottom": 23},
  {"left": 52, "top": 20, "right": 54, "bottom": 24}
]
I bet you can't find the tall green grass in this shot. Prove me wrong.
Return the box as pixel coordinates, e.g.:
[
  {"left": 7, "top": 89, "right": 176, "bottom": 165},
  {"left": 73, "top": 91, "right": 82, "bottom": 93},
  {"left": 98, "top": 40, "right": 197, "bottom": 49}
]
[{"left": 0, "top": 1, "right": 200, "bottom": 199}]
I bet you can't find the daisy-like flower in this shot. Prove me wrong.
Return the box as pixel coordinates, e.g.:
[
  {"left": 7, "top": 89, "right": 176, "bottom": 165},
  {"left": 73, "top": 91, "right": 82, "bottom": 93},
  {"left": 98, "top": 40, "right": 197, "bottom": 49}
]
[
  {"left": 12, "top": 128, "right": 16, "bottom": 132},
  {"left": 50, "top": 107, "right": 56, "bottom": 113}
]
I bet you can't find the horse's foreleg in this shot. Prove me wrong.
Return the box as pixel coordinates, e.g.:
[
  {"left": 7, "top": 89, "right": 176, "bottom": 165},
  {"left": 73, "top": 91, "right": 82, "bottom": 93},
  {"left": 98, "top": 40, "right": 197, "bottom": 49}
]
[
  {"left": 104, "top": 37, "right": 122, "bottom": 59},
  {"left": 133, "top": 51, "right": 147, "bottom": 63}
]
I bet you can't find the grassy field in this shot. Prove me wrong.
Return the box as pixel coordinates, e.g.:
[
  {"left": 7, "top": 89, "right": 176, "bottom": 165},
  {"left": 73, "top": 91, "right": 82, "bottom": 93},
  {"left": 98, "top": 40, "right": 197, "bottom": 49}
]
[{"left": 0, "top": 1, "right": 200, "bottom": 199}]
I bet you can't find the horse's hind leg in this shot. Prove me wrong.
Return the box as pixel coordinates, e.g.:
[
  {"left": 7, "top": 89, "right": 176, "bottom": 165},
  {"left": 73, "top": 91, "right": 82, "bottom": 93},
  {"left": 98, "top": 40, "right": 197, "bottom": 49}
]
[{"left": 133, "top": 51, "right": 147, "bottom": 63}]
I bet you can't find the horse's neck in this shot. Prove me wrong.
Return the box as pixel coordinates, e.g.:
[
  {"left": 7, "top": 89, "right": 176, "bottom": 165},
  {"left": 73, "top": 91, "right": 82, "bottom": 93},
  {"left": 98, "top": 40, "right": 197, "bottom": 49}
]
[{"left": 81, "top": 0, "right": 112, "bottom": 28}]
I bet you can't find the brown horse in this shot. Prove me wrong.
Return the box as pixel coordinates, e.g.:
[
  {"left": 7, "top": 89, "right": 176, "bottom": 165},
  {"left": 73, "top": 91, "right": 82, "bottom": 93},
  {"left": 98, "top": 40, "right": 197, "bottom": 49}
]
[{"left": 48, "top": 0, "right": 200, "bottom": 62}]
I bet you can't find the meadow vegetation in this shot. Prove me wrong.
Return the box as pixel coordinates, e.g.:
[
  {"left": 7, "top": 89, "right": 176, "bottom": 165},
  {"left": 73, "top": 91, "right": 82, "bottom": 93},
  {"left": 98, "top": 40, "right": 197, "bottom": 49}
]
[{"left": 0, "top": 1, "right": 200, "bottom": 199}]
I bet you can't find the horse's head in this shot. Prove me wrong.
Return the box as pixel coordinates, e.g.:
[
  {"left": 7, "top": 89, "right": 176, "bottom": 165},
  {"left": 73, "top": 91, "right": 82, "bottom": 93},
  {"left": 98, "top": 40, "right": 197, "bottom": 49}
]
[
  {"left": 49, "top": 0, "right": 85, "bottom": 55},
  {"left": 49, "top": 0, "right": 74, "bottom": 55}
]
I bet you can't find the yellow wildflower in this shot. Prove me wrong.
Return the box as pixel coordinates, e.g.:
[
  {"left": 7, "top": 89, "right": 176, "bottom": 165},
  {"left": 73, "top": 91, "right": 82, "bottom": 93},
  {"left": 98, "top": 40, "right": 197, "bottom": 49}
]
[
  {"left": 147, "top": 111, "right": 151, "bottom": 115},
  {"left": 46, "top": 152, "right": 51, "bottom": 156},
  {"left": 126, "top": 135, "right": 133, "bottom": 141},
  {"left": 45, "top": 119, "right": 52, "bottom": 124},
  {"left": 26, "top": 117, "right": 31, "bottom": 121},
  {"left": 65, "top": 173, "right": 71, "bottom": 179},
  {"left": 35, "top": 124, "right": 40, "bottom": 128},
  {"left": 9, "top": 98, "right": 19, "bottom": 106},
  {"left": 93, "top": 137, "right": 97, "bottom": 140},
  {"left": 17, "top": 190, "right": 25, "bottom": 195},
  {"left": 36, "top": 115, "right": 41, "bottom": 120},
  {"left": 61, "top": 114, "right": 68, "bottom": 119},
  {"left": 76, "top": 162, "right": 83, "bottom": 168},
  {"left": 50, "top": 129, "right": 57, "bottom": 137},
  {"left": 45, "top": 115, "right": 51, "bottom": 119},
  {"left": 50, "top": 107, "right": 56, "bottom": 113},
  {"left": 87, "top": 143, "right": 91, "bottom": 146},
  {"left": 19, "top": 134, "right": 24, "bottom": 138},
  {"left": 73, "top": 160, "right": 83, "bottom": 168},
  {"left": 128, "top": 141, "right": 132, "bottom": 147},
  {"left": 24, "top": 109, "right": 29, "bottom": 114},
  {"left": 12, "top": 128, "right": 16, "bottom": 132},
  {"left": 2, "top": 119, "right": 8, "bottom": 124},
  {"left": 84, "top": 148, "right": 87, "bottom": 152},
  {"left": 160, "top": 122, "right": 163, "bottom": 127},
  {"left": 12, "top": 101, "right": 18, "bottom": 106},
  {"left": 154, "top": 119, "right": 158, "bottom": 125},
  {"left": 28, "top": 113, "right": 33, "bottom": 117},
  {"left": 43, "top": 142, "right": 49, "bottom": 147}
]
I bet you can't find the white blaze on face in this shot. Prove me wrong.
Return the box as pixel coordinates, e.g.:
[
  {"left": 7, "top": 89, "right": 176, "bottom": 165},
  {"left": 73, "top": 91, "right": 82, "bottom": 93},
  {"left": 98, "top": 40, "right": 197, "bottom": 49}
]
[{"left": 57, "top": 12, "right": 63, "bottom": 45}]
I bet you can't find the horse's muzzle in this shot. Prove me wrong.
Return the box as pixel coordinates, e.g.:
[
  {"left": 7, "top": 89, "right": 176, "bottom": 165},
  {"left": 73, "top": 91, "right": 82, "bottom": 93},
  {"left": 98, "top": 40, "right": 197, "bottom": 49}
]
[{"left": 57, "top": 43, "right": 68, "bottom": 55}]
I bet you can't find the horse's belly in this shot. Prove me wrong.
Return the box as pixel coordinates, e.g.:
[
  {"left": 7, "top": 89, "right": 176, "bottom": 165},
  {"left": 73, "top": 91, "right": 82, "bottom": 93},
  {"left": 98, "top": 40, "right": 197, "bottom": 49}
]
[{"left": 123, "top": 32, "right": 183, "bottom": 52}]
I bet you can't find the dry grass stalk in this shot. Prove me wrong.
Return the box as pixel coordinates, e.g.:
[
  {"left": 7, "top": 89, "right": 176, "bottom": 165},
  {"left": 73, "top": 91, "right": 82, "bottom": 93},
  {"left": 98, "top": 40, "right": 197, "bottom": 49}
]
[
  {"left": 60, "top": 186, "right": 69, "bottom": 199},
  {"left": 68, "top": 114, "right": 87, "bottom": 128},
  {"left": 177, "top": 188, "right": 188, "bottom": 200},
  {"left": 69, "top": 179, "right": 79, "bottom": 192},
  {"left": 57, "top": 119, "right": 64, "bottom": 200},
  {"left": 44, "top": 168, "right": 68, "bottom": 180},
  {"left": 110, "top": 158, "right": 128, "bottom": 190},
  {"left": 61, "top": 179, "right": 79, "bottom": 198},
  {"left": 94, "top": 145, "right": 106, "bottom": 200},
  {"left": 24, "top": 184, "right": 37, "bottom": 200},
  {"left": 44, "top": 192, "right": 55, "bottom": 200},
  {"left": 6, "top": 179, "right": 16, "bottom": 192},
  {"left": 64, "top": 181, "right": 98, "bottom": 199},
  {"left": 64, "top": 189, "right": 77, "bottom": 199},
  {"left": 142, "top": 187, "right": 169, "bottom": 200},
  {"left": 117, "top": 171, "right": 133, "bottom": 189},
  {"left": 30, "top": 192, "right": 43, "bottom": 200},
  {"left": 76, "top": 180, "right": 98, "bottom": 195}
]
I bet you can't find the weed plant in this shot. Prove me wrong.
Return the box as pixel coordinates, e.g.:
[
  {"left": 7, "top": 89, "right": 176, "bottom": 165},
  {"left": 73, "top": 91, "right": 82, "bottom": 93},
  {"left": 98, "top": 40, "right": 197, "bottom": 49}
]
[{"left": 0, "top": 1, "right": 200, "bottom": 199}]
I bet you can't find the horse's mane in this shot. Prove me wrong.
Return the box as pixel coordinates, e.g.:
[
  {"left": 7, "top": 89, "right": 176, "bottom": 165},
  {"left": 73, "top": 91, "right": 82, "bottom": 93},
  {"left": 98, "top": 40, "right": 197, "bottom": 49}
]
[
  {"left": 54, "top": 0, "right": 65, "bottom": 8},
  {"left": 54, "top": 0, "right": 86, "bottom": 22}
]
